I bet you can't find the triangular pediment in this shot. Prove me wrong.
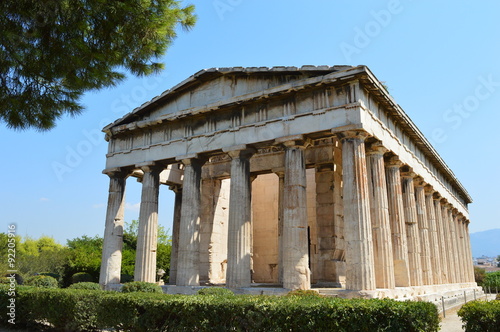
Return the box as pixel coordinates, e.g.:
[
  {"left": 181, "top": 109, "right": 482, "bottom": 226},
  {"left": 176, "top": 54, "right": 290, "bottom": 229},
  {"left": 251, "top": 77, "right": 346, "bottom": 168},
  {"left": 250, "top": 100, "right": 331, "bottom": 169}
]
[{"left": 103, "top": 65, "right": 353, "bottom": 131}]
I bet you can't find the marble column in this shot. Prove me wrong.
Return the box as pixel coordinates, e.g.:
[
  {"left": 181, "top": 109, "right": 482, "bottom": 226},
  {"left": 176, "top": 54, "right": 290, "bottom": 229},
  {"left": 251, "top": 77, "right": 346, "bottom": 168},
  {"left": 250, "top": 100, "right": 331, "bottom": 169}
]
[
  {"left": 225, "top": 147, "right": 255, "bottom": 288},
  {"left": 100, "top": 168, "right": 129, "bottom": 289},
  {"left": 340, "top": 131, "right": 375, "bottom": 291},
  {"left": 168, "top": 184, "right": 182, "bottom": 284},
  {"left": 134, "top": 164, "right": 162, "bottom": 282},
  {"left": 366, "top": 142, "right": 395, "bottom": 289},
  {"left": 176, "top": 157, "right": 205, "bottom": 286},
  {"left": 455, "top": 214, "right": 466, "bottom": 283},
  {"left": 425, "top": 187, "right": 442, "bottom": 285},
  {"left": 463, "top": 220, "right": 475, "bottom": 282},
  {"left": 273, "top": 169, "right": 285, "bottom": 285},
  {"left": 385, "top": 157, "right": 410, "bottom": 287},
  {"left": 434, "top": 196, "right": 449, "bottom": 283},
  {"left": 401, "top": 170, "right": 423, "bottom": 287},
  {"left": 441, "top": 203, "right": 455, "bottom": 283},
  {"left": 447, "top": 207, "right": 460, "bottom": 283},
  {"left": 282, "top": 139, "right": 311, "bottom": 290},
  {"left": 414, "top": 178, "right": 432, "bottom": 285}
]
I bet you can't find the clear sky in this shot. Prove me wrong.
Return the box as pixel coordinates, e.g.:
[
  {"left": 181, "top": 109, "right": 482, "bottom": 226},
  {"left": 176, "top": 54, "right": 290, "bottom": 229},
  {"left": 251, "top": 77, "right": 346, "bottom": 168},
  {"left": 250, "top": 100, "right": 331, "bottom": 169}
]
[{"left": 2, "top": 0, "right": 499, "bottom": 245}]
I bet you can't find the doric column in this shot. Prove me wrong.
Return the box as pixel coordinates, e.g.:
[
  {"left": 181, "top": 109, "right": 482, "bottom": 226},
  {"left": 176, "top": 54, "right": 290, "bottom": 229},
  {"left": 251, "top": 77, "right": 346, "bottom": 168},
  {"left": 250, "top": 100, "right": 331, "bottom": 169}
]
[
  {"left": 281, "top": 138, "right": 311, "bottom": 290},
  {"left": 414, "top": 178, "right": 432, "bottom": 285},
  {"left": 441, "top": 203, "right": 455, "bottom": 283},
  {"left": 134, "top": 163, "right": 162, "bottom": 282},
  {"left": 224, "top": 146, "right": 255, "bottom": 288},
  {"left": 425, "top": 186, "right": 442, "bottom": 285},
  {"left": 99, "top": 168, "right": 129, "bottom": 289},
  {"left": 455, "top": 213, "right": 466, "bottom": 283},
  {"left": 463, "top": 220, "right": 475, "bottom": 282},
  {"left": 168, "top": 184, "right": 182, "bottom": 284},
  {"left": 176, "top": 156, "right": 205, "bottom": 286},
  {"left": 401, "top": 169, "right": 423, "bottom": 287},
  {"left": 366, "top": 142, "right": 395, "bottom": 289},
  {"left": 273, "top": 169, "right": 285, "bottom": 285},
  {"left": 340, "top": 131, "right": 375, "bottom": 291},
  {"left": 385, "top": 157, "right": 410, "bottom": 287},
  {"left": 434, "top": 196, "right": 449, "bottom": 283},
  {"left": 447, "top": 206, "right": 460, "bottom": 283}
]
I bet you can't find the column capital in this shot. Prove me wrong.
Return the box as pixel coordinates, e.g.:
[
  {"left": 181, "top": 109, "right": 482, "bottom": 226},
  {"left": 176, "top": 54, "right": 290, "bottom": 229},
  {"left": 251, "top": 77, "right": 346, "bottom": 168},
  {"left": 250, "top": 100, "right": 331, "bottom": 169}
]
[
  {"left": 337, "top": 130, "right": 370, "bottom": 142},
  {"left": 135, "top": 161, "right": 164, "bottom": 174},
  {"left": 176, "top": 154, "right": 208, "bottom": 166},
  {"left": 366, "top": 141, "right": 388, "bottom": 155},
  {"left": 400, "top": 165, "right": 416, "bottom": 178},
  {"left": 424, "top": 184, "right": 435, "bottom": 195},
  {"left": 275, "top": 134, "right": 311, "bottom": 148},
  {"left": 102, "top": 167, "right": 132, "bottom": 178},
  {"left": 385, "top": 155, "right": 403, "bottom": 168},
  {"left": 222, "top": 145, "right": 256, "bottom": 159},
  {"left": 413, "top": 176, "right": 426, "bottom": 187}
]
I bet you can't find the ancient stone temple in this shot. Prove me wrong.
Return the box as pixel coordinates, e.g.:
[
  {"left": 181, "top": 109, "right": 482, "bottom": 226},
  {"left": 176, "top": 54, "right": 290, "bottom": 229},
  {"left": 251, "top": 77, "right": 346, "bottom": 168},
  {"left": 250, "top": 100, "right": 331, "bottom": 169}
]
[{"left": 99, "top": 65, "right": 480, "bottom": 301}]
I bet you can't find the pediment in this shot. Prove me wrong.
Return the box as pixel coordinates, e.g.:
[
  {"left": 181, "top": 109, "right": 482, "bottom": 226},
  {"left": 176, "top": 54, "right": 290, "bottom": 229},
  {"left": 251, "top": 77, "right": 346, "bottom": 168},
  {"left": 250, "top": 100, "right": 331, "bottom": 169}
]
[{"left": 103, "top": 66, "right": 352, "bottom": 131}]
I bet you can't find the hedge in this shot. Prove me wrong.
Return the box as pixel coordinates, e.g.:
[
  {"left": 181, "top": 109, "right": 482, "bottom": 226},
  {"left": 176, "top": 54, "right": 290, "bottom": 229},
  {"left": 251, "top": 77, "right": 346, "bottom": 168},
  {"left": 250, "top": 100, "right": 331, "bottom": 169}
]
[
  {"left": 0, "top": 285, "right": 440, "bottom": 332},
  {"left": 458, "top": 300, "right": 500, "bottom": 332}
]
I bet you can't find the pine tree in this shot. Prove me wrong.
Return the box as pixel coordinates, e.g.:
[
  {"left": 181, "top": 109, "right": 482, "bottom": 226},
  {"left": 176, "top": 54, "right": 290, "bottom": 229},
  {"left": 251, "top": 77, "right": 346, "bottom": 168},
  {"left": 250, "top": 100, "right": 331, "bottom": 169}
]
[{"left": 0, "top": 0, "right": 196, "bottom": 130}]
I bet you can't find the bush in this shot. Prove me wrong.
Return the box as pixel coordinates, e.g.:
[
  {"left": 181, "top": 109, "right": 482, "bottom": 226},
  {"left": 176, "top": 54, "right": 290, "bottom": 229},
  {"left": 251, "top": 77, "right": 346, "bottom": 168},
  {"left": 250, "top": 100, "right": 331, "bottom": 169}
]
[
  {"left": 24, "top": 275, "right": 58, "bottom": 288},
  {"left": 39, "top": 272, "right": 61, "bottom": 281},
  {"left": 68, "top": 282, "right": 101, "bottom": 290},
  {"left": 121, "top": 281, "right": 163, "bottom": 294},
  {"left": 72, "top": 272, "right": 94, "bottom": 284},
  {"left": 197, "top": 287, "right": 234, "bottom": 296},
  {"left": 0, "top": 286, "right": 441, "bottom": 332},
  {"left": 483, "top": 272, "right": 500, "bottom": 293},
  {"left": 286, "top": 289, "right": 322, "bottom": 297},
  {"left": 3, "top": 273, "right": 23, "bottom": 285},
  {"left": 458, "top": 300, "right": 500, "bottom": 332}
]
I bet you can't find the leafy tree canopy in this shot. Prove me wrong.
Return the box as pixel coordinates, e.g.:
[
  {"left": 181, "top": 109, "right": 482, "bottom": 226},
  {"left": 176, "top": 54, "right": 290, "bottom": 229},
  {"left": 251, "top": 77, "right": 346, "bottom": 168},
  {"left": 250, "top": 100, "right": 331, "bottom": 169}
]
[{"left": 0, "top": 0, "right": 196, "bottom": 130}]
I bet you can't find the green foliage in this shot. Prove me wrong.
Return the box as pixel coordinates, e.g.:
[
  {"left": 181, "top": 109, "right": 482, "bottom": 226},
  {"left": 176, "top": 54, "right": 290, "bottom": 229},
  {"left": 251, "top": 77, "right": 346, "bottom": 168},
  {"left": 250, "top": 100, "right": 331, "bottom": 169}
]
[
  {"left": 458, "top": 300, "right": 500, "bottom": 332},
  {"left": 483, "top": 272, "right": 500, "bottom": 293},
  {"left": 121, "top": 281, "right": 163, "bottom": 294},
  {"left": 475, "top": 266, "right": 487, "bottom": 285},
  {"left": 68, "top": 282, "right": 101, "bottom": 290},
  {"left": 0, "top": 0, "right": 196, "bottom": 130},
  {"left": 122, "top": 220, "right": 172, "bottom": 281},
  {"left": 63, "top": 235, "right": 103, "bottom": 286},
  {"left": 24, "top": 275, "right": 59, "bottom": 288},
  {"left": 39, "top": 272, "right": 61, "bottom": 281},
  {"left": 286, "top": 289, "right": 322, "bottom": 297},
  {"left": 72, "top": 272, "right": 95, "bottom": 284},
  {"left": 121, "top": 274, "right": 134, "bottom": 283},
  {"left": 0, "top": 286, "right": 441, "bottom": 332},
  {"left": 197, "top": 287, "right": 234, "bottom": 297}
]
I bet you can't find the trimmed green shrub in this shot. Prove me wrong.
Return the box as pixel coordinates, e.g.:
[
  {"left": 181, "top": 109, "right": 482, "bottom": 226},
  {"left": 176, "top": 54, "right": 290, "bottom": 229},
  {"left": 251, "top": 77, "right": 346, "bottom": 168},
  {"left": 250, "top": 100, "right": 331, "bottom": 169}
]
[
  {"left": 121, "top": 281, "right": 163, "bottom": 294},
  {"left": 3, "top": 273, "right": 23, "bottom": 285},
  {"left": 197, "top": 287, "right": 234, "bottom": 296},
  {"left": 286, "top": 289, "right": 322, "bottom": 297},
  {"left": 458, "top": 300, "right": 500, "bottom": 332},
  {"left": 72, "top": 272, "right": 94, "bottom": 284},
  {"left": 39, "top": 272, "right": 61, "bottom": 281},
  {"left": 68, "top": 282, "right": 101, "bottom": 290},
  {"left": 24, "top": 275, "right": 58, "bottom": 288},
  {"left": 0, "top": 286, "right": 441, "bottom": 332}
]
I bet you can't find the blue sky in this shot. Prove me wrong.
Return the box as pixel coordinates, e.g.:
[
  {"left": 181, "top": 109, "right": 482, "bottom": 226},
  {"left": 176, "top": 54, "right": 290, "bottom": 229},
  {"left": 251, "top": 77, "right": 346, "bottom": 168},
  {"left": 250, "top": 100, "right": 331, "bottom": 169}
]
[{"left": 2, "top": 0, "right": 499, "bottom": 245}]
